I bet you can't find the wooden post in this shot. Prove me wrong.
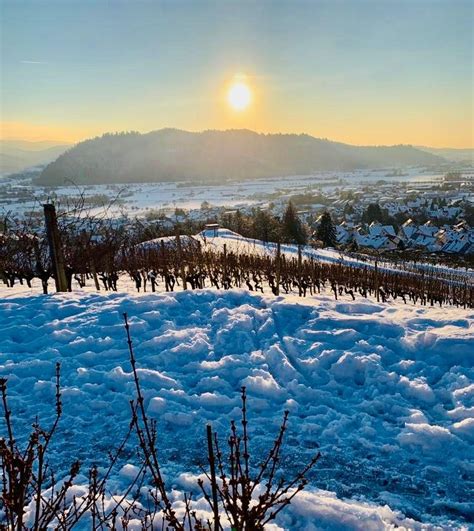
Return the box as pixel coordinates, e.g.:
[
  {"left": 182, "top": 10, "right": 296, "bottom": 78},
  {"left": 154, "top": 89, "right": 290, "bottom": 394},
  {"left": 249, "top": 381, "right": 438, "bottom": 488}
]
[
  {"left": 160, "top": 240, "right": 166, "bottom": 269},
  {"left": 375, "top": 258, "right": 379, "bottom": 302},
  {"left": 160, "top": 240, "right": 169, "bottom": 291},
  {"left": 206, "top": 424, "right": 220, "bottom": 530},
  {"left": 464, "top": 279, "right": 467, "bottom": 310},
  {"left": 223, "top": 243, "right": 227, "bottom": 287},
  {"left": 297, "top": 244, "right": 302, "bottom": 297},
  {"left": 176, "top": 231, "right": 187, "bottom": 290},
  {"left": 43, "top": 203, "right": 68, "bottom": 292},
  {"left": 275, "top": 242, "right": 281, "bottom": 296},
  {"left": 90, "top": 259, "right": 100, "bottom": 291},
  {"left": 84, "top": 233, "right": 100, "bottom": 291}
]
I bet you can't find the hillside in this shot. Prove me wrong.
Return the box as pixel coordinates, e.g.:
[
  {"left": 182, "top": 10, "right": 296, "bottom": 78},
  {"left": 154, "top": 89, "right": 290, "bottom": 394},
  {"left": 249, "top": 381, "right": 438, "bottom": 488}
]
[
  {"left": 416, "top": 145, "right": 474, "bottom": 164},
  {"left": 0, "top": 139, "right": 70, "bottom": 175},
  {"left": 36, "top": 129, "right": 443, "bottom": 186}
]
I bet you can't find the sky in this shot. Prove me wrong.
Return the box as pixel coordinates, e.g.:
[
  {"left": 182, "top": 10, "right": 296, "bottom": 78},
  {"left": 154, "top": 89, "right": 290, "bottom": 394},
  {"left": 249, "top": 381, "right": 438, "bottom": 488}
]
[{"left": 1, "top": 0, "right": 473, "bottom": 148}]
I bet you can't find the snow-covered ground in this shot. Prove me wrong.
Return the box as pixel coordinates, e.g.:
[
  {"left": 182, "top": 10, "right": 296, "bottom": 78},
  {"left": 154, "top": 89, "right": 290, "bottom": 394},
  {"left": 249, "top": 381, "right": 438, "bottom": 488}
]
[
  {"left": 1, "top": 288, "right": 472, "bottom": 529},
  {"left": 1, "top": 167, "right": 444, "bottom": 218}
]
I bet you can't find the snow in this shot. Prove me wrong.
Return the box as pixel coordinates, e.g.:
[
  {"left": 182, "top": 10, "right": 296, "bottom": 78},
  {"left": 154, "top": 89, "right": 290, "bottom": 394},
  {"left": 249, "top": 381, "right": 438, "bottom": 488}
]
[
  {"left": 0, "top": 288, "right": 472, "bottom": 528},
  {"left": 1, "top": 167, "right": 447, "bottom": 218}
]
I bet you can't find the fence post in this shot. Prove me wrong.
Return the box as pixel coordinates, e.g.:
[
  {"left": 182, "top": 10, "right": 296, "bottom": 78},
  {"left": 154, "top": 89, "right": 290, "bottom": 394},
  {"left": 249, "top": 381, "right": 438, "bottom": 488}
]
[
  {"left": 375, "top": 258, "right": 379, "bottom": 302},
  {"left": 206, "top": 424, "right": 220, "bottom": 531},
  {"left": 275, "top": 242, "right": 281, "bottom": 295},
  {"left": 176, "top": 231, "right": 187, "bottom": 290},
  {"left": 223, "top": 243, "right": 227, "bottom": 281},
  {"left": 43, "top": 203, "right": 68, "bottom": 292},
  {"left": 90, "top": 257, "right": 100, "bottom": 291},
  {"left": 297, "top": 244, "right": 302, "bottom": 296},
  {"left": 85, "top": 235, "right": 100, "bottom": 291},
  {"left": 160, "top": 240, "right": 169, "bottom": 291},
  {"left": 160, "top": 240, "right": 166, "bottom": 268}
]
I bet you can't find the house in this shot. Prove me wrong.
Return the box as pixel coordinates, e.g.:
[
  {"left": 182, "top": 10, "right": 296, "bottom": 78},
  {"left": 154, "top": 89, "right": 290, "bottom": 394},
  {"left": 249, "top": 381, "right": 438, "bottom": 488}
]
[
  {"left": 368, "top": 221, "right": 396, "bottom": 238},
  {"left": 417, "top": 221, "right": 438, "bottom": 237},
  {"left": 411, "top": 232, "right": 440, "bottom": 252},
  {"left": 430, "top": 206, "right": 462, "bottom": 219},
  {"left": 398, "top": 219, "right": 418, "bottom": 241},
  {"left": 353, "top": 226, "right": 402, "bottom": 251},
  {"left": 336, "top": 221, "right": 357, "bottom": 244},
  {"left": 204, "top": 223, "right": 220, "bottom": 237},
  {"left": 442, "top": 234, "right": 472, "bottom": 254}
]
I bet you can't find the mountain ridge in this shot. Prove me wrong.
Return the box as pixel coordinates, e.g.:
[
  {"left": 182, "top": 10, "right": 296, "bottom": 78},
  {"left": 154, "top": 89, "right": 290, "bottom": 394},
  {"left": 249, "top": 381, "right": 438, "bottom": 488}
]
[
  {"left": 414, "top": 145, "right": 474, "bottom": 163},
  {"left": 36, "top": 128, "right": 444, "bottom": 186},
  {"left": 0, "top": 140, "right": 71, "bottom": 175}
]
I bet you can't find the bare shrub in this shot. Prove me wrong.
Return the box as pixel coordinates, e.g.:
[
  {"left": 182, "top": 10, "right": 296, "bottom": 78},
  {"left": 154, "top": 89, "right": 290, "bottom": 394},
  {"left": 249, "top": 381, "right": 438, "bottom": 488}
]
[
  {"left": 0, "top": 315, "right": 323, "bottom": 530},
  {"left": 123, "top": 312, "right": 320, "bottom": 530}
]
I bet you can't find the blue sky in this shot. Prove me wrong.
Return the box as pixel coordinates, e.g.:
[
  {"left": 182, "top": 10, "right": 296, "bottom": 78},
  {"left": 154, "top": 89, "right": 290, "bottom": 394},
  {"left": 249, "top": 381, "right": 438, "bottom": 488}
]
[{"left": 1, "top": 0, "right": 472, "bottom": 147}]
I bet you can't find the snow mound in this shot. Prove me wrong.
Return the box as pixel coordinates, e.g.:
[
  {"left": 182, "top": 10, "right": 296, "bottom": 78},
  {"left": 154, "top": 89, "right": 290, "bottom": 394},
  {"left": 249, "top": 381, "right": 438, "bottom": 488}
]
[{"left": 0, "top": 289, "right": 472, "bottom": 528}]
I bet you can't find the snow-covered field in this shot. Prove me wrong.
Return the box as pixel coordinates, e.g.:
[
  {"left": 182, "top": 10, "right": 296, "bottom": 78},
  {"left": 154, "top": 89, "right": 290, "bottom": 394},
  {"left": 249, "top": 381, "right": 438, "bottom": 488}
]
[
  {"left": 1, "top": 288, "right": 472, "bottom": 529},
  {"left": 1, "top": 167, "right": 444, "bottom": 218}
]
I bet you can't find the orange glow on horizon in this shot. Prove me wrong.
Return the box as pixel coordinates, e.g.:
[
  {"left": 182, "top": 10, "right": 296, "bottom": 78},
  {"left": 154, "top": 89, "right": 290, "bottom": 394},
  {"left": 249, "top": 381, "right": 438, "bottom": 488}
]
[
  {"left": 1, "top": 115, "right": 472, "bottom": 150},
  {"left": 0, "top": 121, "right": 101, "bottom": 144}
]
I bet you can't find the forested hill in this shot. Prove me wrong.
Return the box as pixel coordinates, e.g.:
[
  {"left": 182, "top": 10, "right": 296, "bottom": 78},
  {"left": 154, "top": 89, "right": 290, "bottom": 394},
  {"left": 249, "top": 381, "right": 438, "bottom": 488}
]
[{"left": 36, "top": 129, "right": 443, "bottom": 186}]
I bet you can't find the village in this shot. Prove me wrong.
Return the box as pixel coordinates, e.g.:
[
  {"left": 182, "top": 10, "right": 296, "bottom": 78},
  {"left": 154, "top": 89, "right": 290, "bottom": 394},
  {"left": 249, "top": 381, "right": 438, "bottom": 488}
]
[
  {"left": 140, "top": 172, "right": 474, "bottom": 258},
  {"left": 1, "top": 169, "right": 473, "bottom": 260}
]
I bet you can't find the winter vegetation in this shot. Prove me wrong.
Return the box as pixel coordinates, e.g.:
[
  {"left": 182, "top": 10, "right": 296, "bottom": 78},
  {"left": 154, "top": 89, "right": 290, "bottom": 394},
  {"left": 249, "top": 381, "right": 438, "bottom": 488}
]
[
  {"left": 34, "top": 130, "right": 444, "bottom": 186},
  {"left": 1, "top": 202, "right": 472, "bottom": 305},
  {"left": 0, "top": 332, "right": 319, "bottom": 530}
]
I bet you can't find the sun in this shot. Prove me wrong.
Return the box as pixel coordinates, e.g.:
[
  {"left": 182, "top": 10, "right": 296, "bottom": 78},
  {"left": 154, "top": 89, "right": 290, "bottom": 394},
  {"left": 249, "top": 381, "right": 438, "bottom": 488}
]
[{"left": 228, "top": 82, "right": 251, "bottom": 111}]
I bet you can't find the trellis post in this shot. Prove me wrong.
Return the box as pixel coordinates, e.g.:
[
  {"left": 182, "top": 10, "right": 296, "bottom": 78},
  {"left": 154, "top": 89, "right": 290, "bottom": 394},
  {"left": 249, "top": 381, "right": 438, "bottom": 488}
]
[{"left": 43, "top": 203, "right": 68, "bottom": 292}]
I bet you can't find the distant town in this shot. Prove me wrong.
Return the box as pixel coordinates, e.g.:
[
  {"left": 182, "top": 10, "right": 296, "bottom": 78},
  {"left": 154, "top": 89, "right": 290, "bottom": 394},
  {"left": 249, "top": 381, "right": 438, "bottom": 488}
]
[{"left": 1, "top": 167, "right": 473, "bottom": 265}]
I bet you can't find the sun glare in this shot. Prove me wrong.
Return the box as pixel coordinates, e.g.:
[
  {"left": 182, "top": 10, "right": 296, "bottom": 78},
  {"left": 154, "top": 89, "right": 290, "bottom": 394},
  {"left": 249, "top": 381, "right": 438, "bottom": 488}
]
[{"left": 228, "top": 82, "right": 251, "bottom": 111}]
